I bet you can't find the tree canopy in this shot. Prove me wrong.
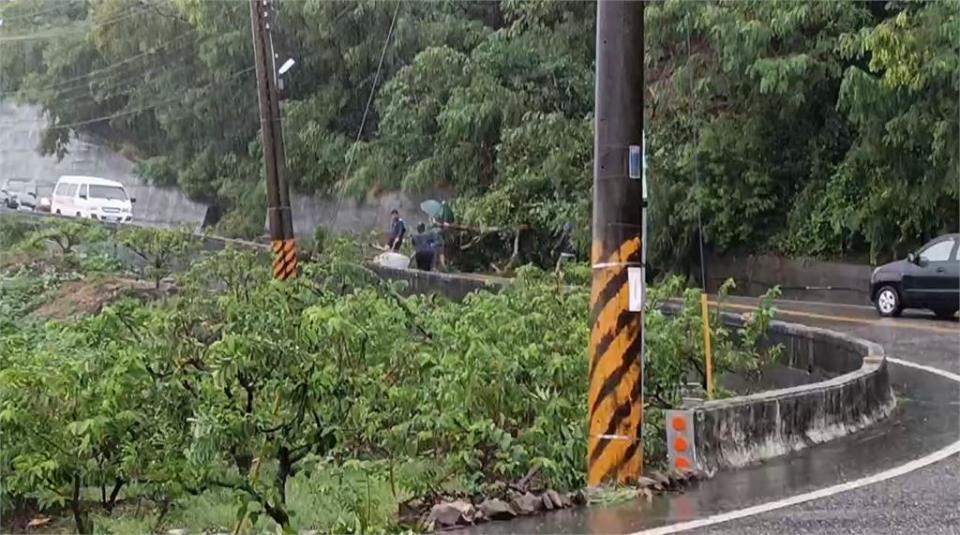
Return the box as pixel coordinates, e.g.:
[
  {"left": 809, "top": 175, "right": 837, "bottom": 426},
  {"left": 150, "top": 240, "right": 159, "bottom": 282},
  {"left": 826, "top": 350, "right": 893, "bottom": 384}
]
[{"left": 0, "top": 0, "right": 956, "bottom": 267}]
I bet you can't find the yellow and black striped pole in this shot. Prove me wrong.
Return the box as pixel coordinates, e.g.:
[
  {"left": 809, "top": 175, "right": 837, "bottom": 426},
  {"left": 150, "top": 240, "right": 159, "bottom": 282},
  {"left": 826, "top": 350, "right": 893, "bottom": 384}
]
[
  {"left": 587, "top": 0, "right": 646, "bottom": 486},
  {"left": 250, "top": 0, "right": 297, "bottom": 280},
  {"left": 272, "top": 238, "right": 298, "bottom": 280}
]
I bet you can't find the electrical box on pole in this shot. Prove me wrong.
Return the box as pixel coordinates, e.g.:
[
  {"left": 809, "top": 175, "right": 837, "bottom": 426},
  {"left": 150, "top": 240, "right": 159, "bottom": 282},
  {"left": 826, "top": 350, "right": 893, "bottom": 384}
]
[
  {"left": 587, "top": 0, "right": 646, "bottom": 486},
  {"left": 249, "top": 0, "right": 297, "bottom": 280}
]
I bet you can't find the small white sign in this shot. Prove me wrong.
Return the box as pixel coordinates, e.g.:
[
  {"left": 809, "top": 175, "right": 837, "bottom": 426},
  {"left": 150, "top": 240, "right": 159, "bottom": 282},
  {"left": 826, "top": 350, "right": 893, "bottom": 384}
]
[
  {"left": 629, "top": 145, "right": 642, "bottom": 179},
  {"left": 628, "top": 267, "right": 644, "bottom": 312}
]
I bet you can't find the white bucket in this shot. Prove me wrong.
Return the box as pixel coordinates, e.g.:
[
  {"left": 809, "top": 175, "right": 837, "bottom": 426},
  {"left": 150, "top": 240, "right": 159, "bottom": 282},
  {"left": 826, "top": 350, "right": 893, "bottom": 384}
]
[{"left": 374, "top": 251, "right": 411, "bottom": 270}]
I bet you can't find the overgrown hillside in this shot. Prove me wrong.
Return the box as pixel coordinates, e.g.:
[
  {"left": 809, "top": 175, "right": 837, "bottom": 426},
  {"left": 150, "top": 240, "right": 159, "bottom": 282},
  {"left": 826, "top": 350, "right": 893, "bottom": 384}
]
[{"left": 1, "top": 0, "right": 956, "bottom": 268}]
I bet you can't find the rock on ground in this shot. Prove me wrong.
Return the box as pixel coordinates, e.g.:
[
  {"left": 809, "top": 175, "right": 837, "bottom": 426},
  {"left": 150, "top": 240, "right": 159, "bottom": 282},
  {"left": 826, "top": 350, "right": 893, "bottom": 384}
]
[
  {"left": 479, "top": 498, "right": 517, "bottom": 521},
  {"left": 427, "top": 499, "right": 477, "bottom": 528}
]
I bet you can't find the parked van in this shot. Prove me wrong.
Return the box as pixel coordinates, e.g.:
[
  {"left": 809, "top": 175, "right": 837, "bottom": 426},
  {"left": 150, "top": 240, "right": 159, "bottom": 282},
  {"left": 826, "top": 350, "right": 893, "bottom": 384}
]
[{"left": 51, "top": 176, "right": 134, "bottom": 222}]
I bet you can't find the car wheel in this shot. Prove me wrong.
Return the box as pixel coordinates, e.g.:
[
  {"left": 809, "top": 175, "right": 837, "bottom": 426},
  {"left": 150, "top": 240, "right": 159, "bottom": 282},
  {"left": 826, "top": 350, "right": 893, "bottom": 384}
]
[
  {"left": 932, "top": 307, "right": 958, "bottom": 320},
  {"left": 875, "top": 285, "right": 903, "bottom": 317}
]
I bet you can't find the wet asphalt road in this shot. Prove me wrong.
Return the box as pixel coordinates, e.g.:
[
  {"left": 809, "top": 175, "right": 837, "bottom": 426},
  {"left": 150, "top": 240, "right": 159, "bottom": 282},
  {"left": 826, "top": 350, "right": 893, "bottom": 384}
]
[{"left": 472, "top": 298, "right": 960, "bottom": 534}]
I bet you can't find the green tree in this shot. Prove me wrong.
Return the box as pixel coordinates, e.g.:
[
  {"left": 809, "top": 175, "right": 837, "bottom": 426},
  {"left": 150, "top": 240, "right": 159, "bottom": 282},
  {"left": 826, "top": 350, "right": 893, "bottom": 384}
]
[{"left": 117, "top": 226, "right": 198, "bottom": 288}]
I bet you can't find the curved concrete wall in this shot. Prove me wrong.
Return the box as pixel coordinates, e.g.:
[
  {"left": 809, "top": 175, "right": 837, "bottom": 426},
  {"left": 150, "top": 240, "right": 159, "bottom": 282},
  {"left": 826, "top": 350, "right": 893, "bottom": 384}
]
[
  {"left": 689, "top": 317, "right": 894, "bottom": 473},
  {"left": 360, "top": 266, "right": 895, "bottom": 474}
]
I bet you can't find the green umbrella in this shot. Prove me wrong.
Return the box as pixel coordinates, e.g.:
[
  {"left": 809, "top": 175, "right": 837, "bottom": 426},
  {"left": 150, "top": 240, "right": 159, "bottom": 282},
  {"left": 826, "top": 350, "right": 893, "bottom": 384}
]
[
  {"left": 420, "top": 199, "right": 443, "bottom": 218},
  {"left": 421, "top": 199, "right": 455, "bottom": 223}
]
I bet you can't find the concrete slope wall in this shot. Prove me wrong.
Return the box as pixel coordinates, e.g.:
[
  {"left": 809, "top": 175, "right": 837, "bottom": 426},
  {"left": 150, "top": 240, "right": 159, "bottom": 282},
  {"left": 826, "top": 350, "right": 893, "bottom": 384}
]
[
  {"left": 2, "top": 102, "right": 451, "bottom": 236},
  {"left": 707, "top": 253, "right": 873, "bottom": 306},
  {"left": 290, "top": 189, "right": 452, "bottom": 241},
  {"left": 0, "top": 102, "right": 207, "bottom": 228}
]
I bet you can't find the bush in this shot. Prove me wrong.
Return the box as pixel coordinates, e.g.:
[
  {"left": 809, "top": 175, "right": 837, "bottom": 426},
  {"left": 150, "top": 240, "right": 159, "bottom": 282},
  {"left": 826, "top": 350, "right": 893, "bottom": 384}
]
[
  {"left": 117, "top": 226, "right": 200, "bottom": 288},
  {"left": 0, "top": 241, "right": 779, "bottom": 533}
]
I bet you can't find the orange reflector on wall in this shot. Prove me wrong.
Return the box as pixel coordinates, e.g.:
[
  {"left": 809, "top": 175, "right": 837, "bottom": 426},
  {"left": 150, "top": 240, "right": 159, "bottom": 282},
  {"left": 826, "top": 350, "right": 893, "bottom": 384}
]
[
  {"left": 665, "top": 409, "right": 697, "bottom": 472},
  {"left": 671, "top": 416, "right": 686, "bottom": 432}
]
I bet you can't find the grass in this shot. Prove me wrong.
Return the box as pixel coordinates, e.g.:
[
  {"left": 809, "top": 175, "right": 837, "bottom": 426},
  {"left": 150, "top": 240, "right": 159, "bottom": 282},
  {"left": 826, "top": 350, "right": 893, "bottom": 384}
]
[{"left": 70, "top": 463, "right": 408, "bottom": 534}]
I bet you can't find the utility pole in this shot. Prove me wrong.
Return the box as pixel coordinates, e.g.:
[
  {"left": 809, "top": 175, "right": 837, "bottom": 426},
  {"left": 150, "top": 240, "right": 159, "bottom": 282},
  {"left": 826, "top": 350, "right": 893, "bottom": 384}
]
[
  {"left": 587, "top": 0, "right": 646, "bottom": 486},
  {"left": 249, "top": 0, "right": 297, "bottom": 280}
]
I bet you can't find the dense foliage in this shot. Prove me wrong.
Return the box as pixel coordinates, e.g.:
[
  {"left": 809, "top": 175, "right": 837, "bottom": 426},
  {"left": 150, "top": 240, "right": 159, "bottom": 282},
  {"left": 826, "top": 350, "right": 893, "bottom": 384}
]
[
  {"left": 1, "top": 1, "right": 956, "bottom": 267},
  {"left": 0, "top": 217, "right": 779, "bottom": 533}
]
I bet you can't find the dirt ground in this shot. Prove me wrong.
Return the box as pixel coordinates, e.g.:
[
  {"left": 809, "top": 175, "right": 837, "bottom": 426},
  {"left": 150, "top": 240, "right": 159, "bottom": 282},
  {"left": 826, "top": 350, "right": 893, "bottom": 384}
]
[{"left": 31, "top": 277, "right": 170, "bottom": 320}]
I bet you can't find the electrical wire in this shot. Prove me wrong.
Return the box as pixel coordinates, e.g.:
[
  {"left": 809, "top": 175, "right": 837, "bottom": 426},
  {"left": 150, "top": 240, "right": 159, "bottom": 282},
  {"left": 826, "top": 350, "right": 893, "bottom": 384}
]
[
  {"left": 0, "top": 31, "right": 364, "bottom": 132},
  {"left": 687, "top": 11, "right": 708, "bottom": 290},
  {"left": 0, "top": 1, "right": 244, "bottom": 97},
  {"left": 0, "top": 2, "right": 74, "bottom": 23},
  {"left": 328, "top": 0, "right": 402, "bottom": 229},
  {"left": 0, "top": 5, "right": 147, "bottom": 42},
  {"left": 0, "top": 66, "right": 255, "bottom": 130},
  {"left": 1, "top": 28, "right": 200, "bottom": 97}
]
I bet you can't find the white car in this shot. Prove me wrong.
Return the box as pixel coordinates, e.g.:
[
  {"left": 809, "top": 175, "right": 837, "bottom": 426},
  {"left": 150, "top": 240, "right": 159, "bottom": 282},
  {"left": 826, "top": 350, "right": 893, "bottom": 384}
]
[{"left": 50, "top": 175, "right": 135, "bottom": 222}]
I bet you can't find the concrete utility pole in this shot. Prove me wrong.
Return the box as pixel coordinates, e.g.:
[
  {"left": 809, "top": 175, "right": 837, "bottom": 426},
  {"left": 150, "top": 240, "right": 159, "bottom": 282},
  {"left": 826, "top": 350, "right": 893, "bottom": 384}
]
[
  {"left": 249, "top": 0, "right": 297, "bottom": 280},
  {"left": 587, "top": 0, "right": 646, "bottom": 486}
]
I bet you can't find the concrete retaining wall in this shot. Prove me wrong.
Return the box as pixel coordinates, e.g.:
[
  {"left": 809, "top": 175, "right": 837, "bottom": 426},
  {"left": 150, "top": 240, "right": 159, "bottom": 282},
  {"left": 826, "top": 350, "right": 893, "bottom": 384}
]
[
  {"left": 289, "top": 188, "right": 453, "bottom": 241},
  {"left": 706, "top": 253, "right": 872, "bottom": 306},
  {"left": 1, "top": 102, "right": 450, "bottom": 236},
  {"left": 0, "top": 103, "right": 208, "bottom": 229},
  {"left": 367, "top": 264, "right": 507, "bottom": 301},
  {"left": 690, "top": 319, "right": 894, "bottom": 473}
]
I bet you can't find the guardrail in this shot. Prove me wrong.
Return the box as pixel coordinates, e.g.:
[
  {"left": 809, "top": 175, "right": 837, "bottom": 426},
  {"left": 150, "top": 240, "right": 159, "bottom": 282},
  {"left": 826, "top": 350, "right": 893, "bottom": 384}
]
[{"left": 667, "top": 314, "right": 894, "bottom": 473}]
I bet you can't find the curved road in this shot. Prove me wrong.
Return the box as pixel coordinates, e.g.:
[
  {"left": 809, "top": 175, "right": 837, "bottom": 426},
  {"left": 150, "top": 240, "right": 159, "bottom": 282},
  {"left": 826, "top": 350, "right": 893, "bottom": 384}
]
[{"left": 475, "top": 297, "right": 960, "bottom": 534}]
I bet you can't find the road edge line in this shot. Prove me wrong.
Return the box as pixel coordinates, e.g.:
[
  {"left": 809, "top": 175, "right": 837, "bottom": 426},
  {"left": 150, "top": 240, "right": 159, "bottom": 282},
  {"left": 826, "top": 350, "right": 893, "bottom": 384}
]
[{"left": 633, "top": 357, "right": 960, "bottom": 535}]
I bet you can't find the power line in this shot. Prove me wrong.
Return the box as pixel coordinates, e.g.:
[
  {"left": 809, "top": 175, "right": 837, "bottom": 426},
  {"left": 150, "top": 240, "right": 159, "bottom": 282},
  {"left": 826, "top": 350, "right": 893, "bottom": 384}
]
[
  {"left": 329, "top": 0, "right": 401, "bottom": 229},
  {"left": 0, "top": 66, "right": 255, "bottom": 130},
  {"left": 3, "top": 56, "right": 233, "bottom": 120},
  {"left": 16, "top": 1, "right": 245, "bottom": 95},
  {"left": 0, "top": 2, "right": 74, "bottom": 23},
  {"left": 0, "top": 28, "right": 200, "bottom": 97},
  {"left": 0, "top": 36, "right": 343, "bottom": 132},
  {"left": 0, "top": 5, "right": 147, "bottom": 42}
]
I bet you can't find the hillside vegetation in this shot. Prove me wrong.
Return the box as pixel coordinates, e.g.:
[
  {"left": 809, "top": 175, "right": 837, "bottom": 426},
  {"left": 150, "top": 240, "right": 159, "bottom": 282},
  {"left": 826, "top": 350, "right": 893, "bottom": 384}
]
[
  {"left": 0, "top": 216, "right": 779, "bottom": 533},
  {"left": 0, "top": 0, "right": 956, "bottom": 268}
]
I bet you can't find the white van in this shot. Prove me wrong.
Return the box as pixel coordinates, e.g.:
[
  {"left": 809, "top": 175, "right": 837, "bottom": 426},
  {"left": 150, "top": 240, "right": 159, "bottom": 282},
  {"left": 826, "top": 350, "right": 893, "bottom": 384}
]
[{"left": 51, "top": 176, "right": 135, "bottom": 222}]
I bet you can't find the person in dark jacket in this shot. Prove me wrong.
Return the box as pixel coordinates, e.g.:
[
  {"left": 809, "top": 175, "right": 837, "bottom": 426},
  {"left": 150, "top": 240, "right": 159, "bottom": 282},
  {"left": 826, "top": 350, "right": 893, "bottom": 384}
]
[
  {"left": 386, "top": 209, "right": 406, "bottom": 251},
  {"left": 411, "top": 222, "right": 435, "bottom": 271},
  {"left": 554, "top": 221, "right": 576, "bottom": 274}
]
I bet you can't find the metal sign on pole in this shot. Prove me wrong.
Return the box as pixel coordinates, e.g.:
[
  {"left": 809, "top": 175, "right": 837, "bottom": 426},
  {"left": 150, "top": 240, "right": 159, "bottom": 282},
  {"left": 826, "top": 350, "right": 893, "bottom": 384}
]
[
  {"left": 249, "top": 0, "right": 297, "bottom": 280},
  {"left": 587, "top": 0, "right": 646, "bottom": 486}
]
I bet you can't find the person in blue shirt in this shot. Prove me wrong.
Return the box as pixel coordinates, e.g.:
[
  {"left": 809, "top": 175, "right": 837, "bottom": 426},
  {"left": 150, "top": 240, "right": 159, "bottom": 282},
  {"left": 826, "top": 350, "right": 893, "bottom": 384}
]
[
  {"left": 386, "top": 209, "right": 406, "bottom": 251},
  {"left": 411, "top": 222, "right": 436, "bottom": 271}
]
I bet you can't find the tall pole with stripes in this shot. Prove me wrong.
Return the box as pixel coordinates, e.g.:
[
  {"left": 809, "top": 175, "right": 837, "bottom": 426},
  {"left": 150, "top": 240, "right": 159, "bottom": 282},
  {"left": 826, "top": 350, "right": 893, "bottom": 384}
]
[
  {"left": 587, "top": 0, "right": 646, "bottom": 486},
  {"left": 249, "top": 0, "right": 297, "bottom": 280}
]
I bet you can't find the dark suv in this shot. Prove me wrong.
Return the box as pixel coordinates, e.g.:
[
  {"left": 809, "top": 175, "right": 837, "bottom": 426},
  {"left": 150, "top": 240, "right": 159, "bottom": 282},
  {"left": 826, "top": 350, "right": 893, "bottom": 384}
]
[{"left": 871, "top": 233, "right": 960, "bottom": 319}]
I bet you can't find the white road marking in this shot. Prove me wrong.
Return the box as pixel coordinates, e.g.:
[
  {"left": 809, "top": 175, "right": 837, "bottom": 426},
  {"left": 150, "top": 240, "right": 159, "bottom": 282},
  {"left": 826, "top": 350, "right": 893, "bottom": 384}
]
[{"left": 633, "top": 357, "right": 960, "bottom": 535}]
